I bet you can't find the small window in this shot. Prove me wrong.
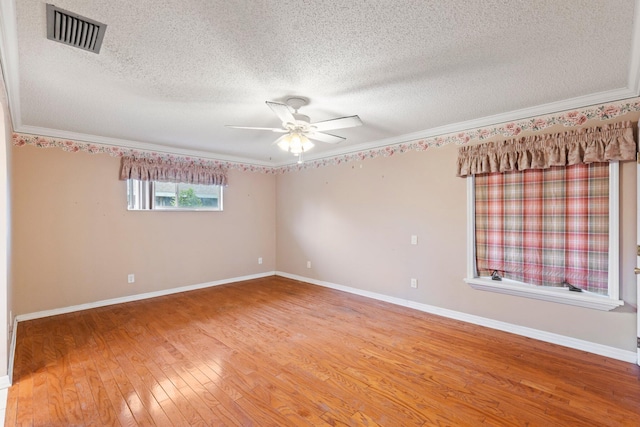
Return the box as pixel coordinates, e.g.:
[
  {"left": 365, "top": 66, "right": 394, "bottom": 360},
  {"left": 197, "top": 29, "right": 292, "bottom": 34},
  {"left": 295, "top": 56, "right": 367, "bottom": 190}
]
[
  {"left": 465, "top": 162, "right": 622, "bottom": 311},
  {"left": 127, "top": 179, "right": 223, "bottom": 211}
]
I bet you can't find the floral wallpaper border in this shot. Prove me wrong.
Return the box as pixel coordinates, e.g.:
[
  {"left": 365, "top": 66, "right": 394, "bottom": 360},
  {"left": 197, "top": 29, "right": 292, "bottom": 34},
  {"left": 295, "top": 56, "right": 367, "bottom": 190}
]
[
  {"left": 12, "top": 97, "right": 640, "bottom": 174},
  {"left": 11, "top": 133, "right": 275, "bottom": 174},
  {"left": 280, "top": 98, "right": 640, "bottom": 172}
]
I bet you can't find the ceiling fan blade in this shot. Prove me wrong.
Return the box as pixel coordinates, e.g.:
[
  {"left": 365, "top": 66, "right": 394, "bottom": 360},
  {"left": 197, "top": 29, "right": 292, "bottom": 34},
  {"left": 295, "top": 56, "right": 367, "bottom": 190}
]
[
  {"left": 266, "top": 101, "right": 296, "bottom": 125},
  {"left": 226, "top": 125, "right": 287, "bottom": 132},
  {"left": 307, "top": 132, "right": 345, "bottom": 144},
  {"left": 311, "top": 115, "right": 362, "bottom": 132}
]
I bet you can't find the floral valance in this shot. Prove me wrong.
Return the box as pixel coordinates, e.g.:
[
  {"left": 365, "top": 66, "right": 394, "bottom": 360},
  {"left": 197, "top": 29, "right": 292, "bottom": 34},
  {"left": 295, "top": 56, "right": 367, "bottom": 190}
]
[
  {"left": 119, "top": 156, "right": 228, "bottom": 186},
  {"left": 456, "top": 121, "right": 637, "bottom": 177}
]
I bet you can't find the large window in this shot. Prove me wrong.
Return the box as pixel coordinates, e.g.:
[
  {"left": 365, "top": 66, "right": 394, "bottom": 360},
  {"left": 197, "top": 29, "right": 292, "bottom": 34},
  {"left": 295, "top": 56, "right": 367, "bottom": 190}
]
[
  {"left": 465, "top": 162, "right": 622, "bottom": 311},
  {"left": 127, "top": 179, "right": 223, "bottom": 211},
  {"left": 457, "top": 122, "right": 635, "bottom": 311}
]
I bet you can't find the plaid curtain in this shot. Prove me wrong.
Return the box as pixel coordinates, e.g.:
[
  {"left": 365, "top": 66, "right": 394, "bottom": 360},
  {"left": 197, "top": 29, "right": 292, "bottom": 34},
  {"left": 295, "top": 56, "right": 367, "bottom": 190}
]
[{"left": 475, "top": 163, "right": 609, "bottom": 294}]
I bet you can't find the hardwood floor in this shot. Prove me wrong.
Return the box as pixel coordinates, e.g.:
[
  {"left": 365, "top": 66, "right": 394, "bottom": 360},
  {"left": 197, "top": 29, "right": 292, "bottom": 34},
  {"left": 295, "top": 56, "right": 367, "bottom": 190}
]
[{"left": 5, "top": 276, "right": 640, "bottom": 426}]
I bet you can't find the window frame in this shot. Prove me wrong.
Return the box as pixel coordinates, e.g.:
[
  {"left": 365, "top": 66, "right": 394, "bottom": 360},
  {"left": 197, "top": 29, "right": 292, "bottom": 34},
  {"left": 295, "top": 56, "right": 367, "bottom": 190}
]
[
  {"left": 127, "top": 179, "right": 223, "bottom": 212},
  {"left": 464, "top": 162, "right": 623, "bottom": 311}
]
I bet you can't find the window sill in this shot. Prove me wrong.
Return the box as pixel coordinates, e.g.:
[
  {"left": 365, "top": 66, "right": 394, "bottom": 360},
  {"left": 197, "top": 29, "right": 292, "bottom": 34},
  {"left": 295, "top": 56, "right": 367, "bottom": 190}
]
[
  {"left": 128, "top": 208, "right": 222, "bottom": 212},
  {"left": 464, "top": 277, "right": 624, "bottom": 311}
]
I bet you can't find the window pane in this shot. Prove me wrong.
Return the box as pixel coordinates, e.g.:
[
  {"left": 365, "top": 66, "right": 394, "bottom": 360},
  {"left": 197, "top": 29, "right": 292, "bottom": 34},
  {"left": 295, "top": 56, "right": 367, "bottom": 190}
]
[
  {"left": 154, "top": 182, "right": 177, "bottom": 207},
  {"left": 176, "top": 183, "right": 220, "bottom": 209},
  {"left": 127, "top": 179, "right": 152, "bottom": 210},
  {"left": 127, "top": 179, "right": 222, "bottom": 211}
]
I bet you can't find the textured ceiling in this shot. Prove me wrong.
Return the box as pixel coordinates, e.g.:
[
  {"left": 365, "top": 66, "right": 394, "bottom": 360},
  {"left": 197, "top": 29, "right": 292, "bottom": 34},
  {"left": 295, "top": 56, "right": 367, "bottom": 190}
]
[{"left": 1, "top": 0, "right": 639, "bottom": 165}]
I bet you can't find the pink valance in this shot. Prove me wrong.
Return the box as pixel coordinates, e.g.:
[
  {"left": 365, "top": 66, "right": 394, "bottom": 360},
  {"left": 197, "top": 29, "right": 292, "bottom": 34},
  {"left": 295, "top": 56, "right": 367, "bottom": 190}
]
[
  {"left": 456, "top": 121, "right": 637, "bottom": 177},
  {"left": 119, "top": 156, "right": 228, "bottom": 186}
]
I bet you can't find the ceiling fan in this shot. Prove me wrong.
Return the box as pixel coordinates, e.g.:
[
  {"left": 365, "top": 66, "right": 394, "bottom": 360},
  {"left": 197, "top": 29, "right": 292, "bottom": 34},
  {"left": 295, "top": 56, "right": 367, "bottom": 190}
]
[{"left": 227, "top": 97, "right": 363, "bottom": 162}]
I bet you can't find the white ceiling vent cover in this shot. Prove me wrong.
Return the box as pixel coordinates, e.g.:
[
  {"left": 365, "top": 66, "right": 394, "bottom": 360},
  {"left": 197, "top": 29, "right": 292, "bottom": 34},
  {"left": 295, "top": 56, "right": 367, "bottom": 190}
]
[{"left": 46, "top": 4, "right": 107, "bottom": 54}]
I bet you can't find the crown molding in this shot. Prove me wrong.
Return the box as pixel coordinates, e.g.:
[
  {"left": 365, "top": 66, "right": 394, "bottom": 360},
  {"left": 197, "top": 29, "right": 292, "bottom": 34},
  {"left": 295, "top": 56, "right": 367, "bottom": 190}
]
[
  {"left": 15, "top": 92, "right": 640, "bottom": 175},
  {"left": 15, "top": 124, "right": 274, "bottom": 167},
  {"left": 274, "top": 87, "right": 638, "bottom": 167},
  {"left": 627, "top": 0, "right": 640, "bottom": 95}
]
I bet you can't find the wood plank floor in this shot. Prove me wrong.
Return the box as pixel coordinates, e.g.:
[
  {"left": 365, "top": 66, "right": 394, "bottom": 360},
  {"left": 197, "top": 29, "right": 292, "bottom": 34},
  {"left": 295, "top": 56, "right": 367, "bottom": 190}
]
[{"left": 5, "top": 276, "right": 640, "bottom": 426}]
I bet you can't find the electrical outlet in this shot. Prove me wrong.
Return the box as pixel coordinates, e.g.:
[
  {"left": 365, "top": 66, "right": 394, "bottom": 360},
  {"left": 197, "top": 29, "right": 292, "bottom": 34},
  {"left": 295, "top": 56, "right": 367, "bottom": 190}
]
[
  {"left": 258, "top": 257, "right": 263, "bottom": 265},
  {"left": 411, "top": 235, "right": 418, "bottom": 245},
  {"left": 307, "top": 261, "right": 312, "bottom": 269},
  {"left": 128, "top": 274, "right": 135, "bottom": 284},
  {"left": 410, "top": 278, "right": 418, "bottom": 288}
]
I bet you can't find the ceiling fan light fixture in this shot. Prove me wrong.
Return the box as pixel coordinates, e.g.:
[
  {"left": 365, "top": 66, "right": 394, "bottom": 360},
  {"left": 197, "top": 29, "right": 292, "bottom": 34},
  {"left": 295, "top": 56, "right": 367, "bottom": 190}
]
[
  {"left": 278, "top": 133, "right": 313, "bottom": 155},
  {"left": 289, "top": 134, "right": 303, "bottom": 154},
  {"left": 276, "top": 134, "right": 291, "bottom": 152}
]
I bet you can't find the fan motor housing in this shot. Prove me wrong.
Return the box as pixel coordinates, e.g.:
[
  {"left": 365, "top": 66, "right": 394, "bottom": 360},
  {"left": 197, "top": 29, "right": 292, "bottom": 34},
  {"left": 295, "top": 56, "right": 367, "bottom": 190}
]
[{"left": 286, "top": 97, "right": 309, "bottom": 111}]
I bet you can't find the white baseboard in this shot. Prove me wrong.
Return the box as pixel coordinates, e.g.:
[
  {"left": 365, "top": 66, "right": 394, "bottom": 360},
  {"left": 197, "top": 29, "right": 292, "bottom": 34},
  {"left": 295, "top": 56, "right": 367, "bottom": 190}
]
[
  {"left": 7, "top": 317, "right": 17, "bottom": 386},
  {"left": 15, "top": 271, "right": 276, "bottom": 323},
  {"left": 276, "top": 271, "right": 638, "bottom": 364}
]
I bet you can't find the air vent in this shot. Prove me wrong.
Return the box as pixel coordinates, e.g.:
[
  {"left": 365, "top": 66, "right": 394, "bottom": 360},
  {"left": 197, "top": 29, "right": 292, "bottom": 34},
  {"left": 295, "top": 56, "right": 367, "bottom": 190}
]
[{"left": 46, "top": 4, "right": 107, "bottom": 54}]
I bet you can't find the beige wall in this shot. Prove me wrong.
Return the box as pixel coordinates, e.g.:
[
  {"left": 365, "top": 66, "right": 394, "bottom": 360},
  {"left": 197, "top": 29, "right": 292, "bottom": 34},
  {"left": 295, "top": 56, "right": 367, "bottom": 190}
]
[
  {"left": 276, "top": 135, "right": 638, "bottom": 352},
  {"left": 8, "top": 118, "right": 639, "bottom": 355},
  {"left": 11, "top": 145, "right": 276, "bottom": 315}
]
